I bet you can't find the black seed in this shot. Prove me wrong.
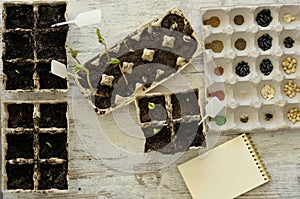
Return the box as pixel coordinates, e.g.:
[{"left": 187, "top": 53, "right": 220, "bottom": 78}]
[
  {"left": 283, "top": 36, "right": 294, "bottom": 48},
  {"left": 258, "top": 34, "right": 273, "bottom": 51},
  {"left": 260, "top": 59, "right": 273, "bottom": 76},
  {"left": 264, "top": 113, "right": 273, "bottom": 121},
  {"left": 256, "top": 9, "right": 273, "bottom": 27},
  {"left": 235, "top": 61, "right": 250, "bottom": 77}
]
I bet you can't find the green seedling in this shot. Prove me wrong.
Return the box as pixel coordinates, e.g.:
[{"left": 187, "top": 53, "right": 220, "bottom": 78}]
[
  {"left": 210, "top": 115, "right": 226, "bottom": 126},
  {"left": 15, "top": 69, "right": 21, "bottom": 74},
  {"left": 96, "top": 28, "right": 110, "bottom": 62},
  {"left": 148, "top": 102, "right": 155, "bottom": 110},
  {"left": 45, "top": 142, "right": 52, "bottom": 148},
  {"left": 19, "top": 112, "right": 22, "bottom": 118},
  {"left": 69, "top": 48, "right": 96, "bottom": 94},
  {"left": 153, "top": 128, "right": 160, "bottom": 135}
]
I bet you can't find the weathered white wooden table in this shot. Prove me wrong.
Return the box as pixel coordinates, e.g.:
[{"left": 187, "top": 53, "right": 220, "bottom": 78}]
[{"left": 1, "top": 0, "right": 300, "bottom": 198}]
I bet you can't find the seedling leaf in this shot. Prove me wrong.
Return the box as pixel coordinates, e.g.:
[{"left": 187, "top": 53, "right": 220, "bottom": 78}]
[
  {"left": 153, "top": 128, "right": 160, "bottom": 135},
  {"left": 45, "top": 142, "right": 52, "bottom": 148},
  {"left": 110, "top": 58, "right": 120, "bottom": 65},
  {"left": 148, "top": 102, "right": 155, "bottom": 110},
  {"left": 96, "top": 28, "right": 105, "bottom": 44},
  {"left": 70, "top": 47, "right": 78, "bottom": 58},
  {"left": 15, "top": 69, "right": 20, "bottom": 74}
]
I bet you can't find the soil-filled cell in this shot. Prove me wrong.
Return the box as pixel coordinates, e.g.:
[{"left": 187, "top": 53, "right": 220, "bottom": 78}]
[
  {"left": 39, "top": 133, "right": 67, "bottom": 159},
  {"left": 143, "top": 125, "right": 174, "bottom": 153},
  {"left": 36, "top": 27, "right": 68, "bottom": 60},
  {"left": 3, "top": 61, "right": 34, "bottom": 90},
  {"left": 174, "top": 121, "right": 205, "bottom": 152},
  {"left": 39, "top": 103, "right": 67, "bottom": 128},
  {"left": 6, "top": 163, "right": 34, "bottom": 190},
  {"left": 5, "top": 5, "right": 34, "bottom": 29},
  {"left": 138, "top": 96, "right": 168, "bottom": 123},
  {"left": 7, "top": 104, "right": 34, "bottom": 128},
  {"left": 3, "top": 31, "right": 34, "bottom": 60},
  {"left": 37, "top": 4, "right": 66, "bottom": 28},
  {"left": 6, "top": 133, "right": 34, "bottom": 159},
  {"left": 171, "top": 90, "right": 199, "bottom": 119},
  {"left": 37, "top": 62, "right": 67, "bottom": 89},
  {"left": 38, "top": 163, "right": 68, "bottom": 190}
]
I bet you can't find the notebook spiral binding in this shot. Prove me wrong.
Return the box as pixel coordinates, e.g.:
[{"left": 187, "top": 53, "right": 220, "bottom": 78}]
[{"left": 242, "top": 134, "right": 271, "bottom": 182}]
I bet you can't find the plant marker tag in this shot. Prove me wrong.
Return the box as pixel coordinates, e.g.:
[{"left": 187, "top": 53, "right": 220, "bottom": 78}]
[
  {"left": 198, "top": 97, "right": 224, "bottom": 126},
  {"left": 51, "top": 60, "right": 81, "bottom": 79},
  {"left": 51, "top": 9, "right": 101, "bottom": 27}
]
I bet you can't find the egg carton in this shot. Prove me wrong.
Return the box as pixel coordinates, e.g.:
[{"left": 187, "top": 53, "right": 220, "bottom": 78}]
[
  {"left": 1, "top": 100, "right": 69, "bottom": 192},
  {"left": 201, "top": 4, "right": 300, "bottom": 132},
  {"left": 135, "top": 89, "right": 206, "bottom": 154},
  {"left": 80, "top": 8, "right": 201, "bottom": 115},
  {"left": 2, "top": 1, "right": 69, "bottom": 92}
]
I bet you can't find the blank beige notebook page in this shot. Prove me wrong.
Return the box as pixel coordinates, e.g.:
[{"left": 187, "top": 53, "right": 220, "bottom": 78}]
[{"left": 178, "top": 134, "right": 270, "bottom": 199}]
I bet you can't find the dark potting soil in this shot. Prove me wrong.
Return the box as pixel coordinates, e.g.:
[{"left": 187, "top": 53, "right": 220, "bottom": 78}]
[
  {"left": 3, "top": 61, "right": 34, "bottom": 90},
  {"left": 3, "top": 30, "right": 34, "bottom": 60},
  {"left": 174, "top": 121, "right": 205, "bottom": 152},
  {"left": 171, "top": 90, "right": 199, "bottom": 119},
  {"left": 5, "top": 4, "right": 34, "bottom": 29},
  {"left": 6, "top": 133, "right": 34, "bottom": 159},
  {"left": 138, "top": 96, "right": 167, "bottom": 123},
  {"left": 7, "top": 104, "right": 34, "bottom": 128},
  {"left": 37, "top": 62, "right": 67, "bottom": 89},
  {"left": 39, "top": 103, "right": 67, "bottom": 128},
  {"left": 95, "top": 48, "right": 179, "bottom": 109},
  {"left": 37, "top": 4, "right": 66, "bottom": 28},
  {"left": 39, "top": 133, "right": 67, "bottom": 159},
  {"left": 38, "top": 163, "right": 68, "bottom": 190},
  {"left": 161, "top": 13, "right": 194, "bottom": 37},
  {"left": 6, "top": 163, "right": 34, "bottom": 190},
  {"left": 143, "top": 125, "right": 174, "bottom": 153},
  {"left": 36, "top": 26, "right": 68, "bottom": 60}
]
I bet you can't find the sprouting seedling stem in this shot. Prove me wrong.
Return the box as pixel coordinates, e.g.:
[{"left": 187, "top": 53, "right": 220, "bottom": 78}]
[
  {"left": 110, "top": 58, "right": 128, "bottom": 85},
  {"left": 70, "top": 48, "right": 96, "bottom": 95},
  {"left": 96, "top": 28, "right": 110, "bottom": 62},
  {"left": 15, "top": 69, "right": 21, "bottom": 74}
]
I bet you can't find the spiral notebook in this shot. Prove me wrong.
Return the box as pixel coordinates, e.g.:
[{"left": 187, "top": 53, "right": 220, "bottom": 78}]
[{"left": 178, "top": 134, "right": 270, "bottom": 199}]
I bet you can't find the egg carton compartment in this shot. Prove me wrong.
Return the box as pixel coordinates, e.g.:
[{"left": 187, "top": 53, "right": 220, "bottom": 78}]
[
  {"left": 283, "top": 103, "right": 300, "bottom": 128},
  {"left": 257, "top": 80, "right": 284, "bottom": 105},
  {"left": 2, "top": 1, "right": 69, "bottom": 92},
  {"left": 230, "top": 32, "right": 256, "bottom": 56},
  {"left": 278, "top": 5, "right": 300, "bottom": 30},
  {"left": 1, "top": 101, "right": 69, "bottom": 192},
  {"left": 202, "top": 4, "right": 300, "bottom": 132},
  {"left": 255, "top": 31, "right": 282, "bottom": 56},
  {"left": 79, "top": 9, "right": 201, "bottom": 116},
  {"left": 256, "top": 55, "right": 281, "bottom": 81},
  {"left": 135, "top": 89, "right": 206, "bottom": 153},
  {"left": 282, "top": 79, "right": 300, "bottom": 103},
  {"left": 279, "top": 30, "right": 300, "bottom": 53},
  {"left": 258, "top": 105, "right": 286, "bottom": 130},
  {"left": 279, "top": 53, "right": 300, "bottom": 78}
]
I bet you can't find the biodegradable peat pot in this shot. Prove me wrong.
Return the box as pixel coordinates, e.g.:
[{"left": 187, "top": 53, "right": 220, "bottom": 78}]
[
  {"left": 135, "top": 89, "right": 206, "bottom": 154},
  {"left": 2, "top": 1, "right": 68, "bottom": 92},
  {"left": 79, "top": 9, "right": 201, "bottom": 115},
  {"left": 1, "top": 101, "right": 69, "bottom": 192}
]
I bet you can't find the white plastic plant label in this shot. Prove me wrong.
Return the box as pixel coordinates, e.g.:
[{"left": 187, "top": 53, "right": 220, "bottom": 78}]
[
  {"left": 198, "top": 97, "right": 223, "bottom": 126},
  {"left": 51, "top": 60, "right": 68, "bottom": 79},
  {"left": 51, "top": 9, "right": 101, "bottom": 27}
]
